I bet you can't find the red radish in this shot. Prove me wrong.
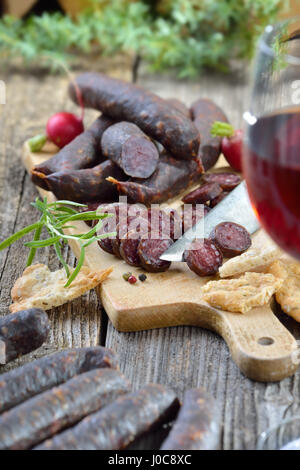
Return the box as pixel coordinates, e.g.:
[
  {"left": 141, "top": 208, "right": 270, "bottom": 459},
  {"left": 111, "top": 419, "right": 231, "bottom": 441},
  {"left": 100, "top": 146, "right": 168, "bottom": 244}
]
[
  {"left": 211, "top": 121, "right": 243, "bottom": 172},
  {"left": 46, "top": 112, "right": 84, "bottom": 148}
]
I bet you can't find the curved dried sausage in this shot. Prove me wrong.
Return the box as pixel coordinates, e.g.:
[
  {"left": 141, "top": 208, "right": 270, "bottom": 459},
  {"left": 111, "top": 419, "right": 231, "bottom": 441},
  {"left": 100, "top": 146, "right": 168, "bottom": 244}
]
[
  {"left": 184, "top": 239, "right": 223, "bottom": 277},
  {"left": 35, "top": 384, "right": 179, "bottom": 450},
  {"left": 190, "top": 98, "right": 229, "bottom": 171},
  {"left": 0, "top": 347, "right": 117, "bottom": 413},
  {"left": 42, "top": 160, "right": 126, "bottom": 203},
  {"left": 165, "top": 98, "right": 191, "bottom": 118},
  {"left": 161, "top": 388, "right": 220, "bottom": 450},
  {"left": 182, "top": 183, "right": 222, "bottom": 205},
  {"left": 101, "top": 122, "right": 159, "bottom": 178},
  {"left": 69, "top": 73, "right": 200, "bottom": 161},
  {"left": 108, "top": 152, "right": 204, "bottom": 206},
  {"left": 31, "top": 116, "right": 113, "bottom": 190},
  {"left": 209, "top": 222, "right": 251, "bottom": 258},
  {"left": 0, "top": 369, "right": 130, "bottom": 450}
]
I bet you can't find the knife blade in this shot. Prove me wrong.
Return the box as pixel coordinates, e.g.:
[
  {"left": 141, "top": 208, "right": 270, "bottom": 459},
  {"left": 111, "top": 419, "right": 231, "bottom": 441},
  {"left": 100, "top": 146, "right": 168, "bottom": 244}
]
[{"left": 160, "top": 181, "right": 260, "bottom": 262}]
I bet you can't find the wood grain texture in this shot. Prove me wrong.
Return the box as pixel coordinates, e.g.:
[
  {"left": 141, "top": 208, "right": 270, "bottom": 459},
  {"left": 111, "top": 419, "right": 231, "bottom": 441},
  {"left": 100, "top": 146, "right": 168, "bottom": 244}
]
[{"left": 1, "top": 65, "right": 300, "bottom": 449}]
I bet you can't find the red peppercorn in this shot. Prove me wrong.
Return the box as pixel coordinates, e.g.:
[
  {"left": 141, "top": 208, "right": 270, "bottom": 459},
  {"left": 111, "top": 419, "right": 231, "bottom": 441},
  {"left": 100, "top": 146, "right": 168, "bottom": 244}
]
[{"left": 128, "top": 275, "right": 137, "bottom": 284}]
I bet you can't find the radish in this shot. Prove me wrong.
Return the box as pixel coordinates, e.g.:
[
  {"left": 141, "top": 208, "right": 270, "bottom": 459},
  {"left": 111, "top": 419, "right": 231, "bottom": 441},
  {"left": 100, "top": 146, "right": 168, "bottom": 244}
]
[
  {"left": 211, "top": 121, "right": 243, "bottom": 172},
  {"left": 46, "top": 112, "right": 84, "bottom": 148}
]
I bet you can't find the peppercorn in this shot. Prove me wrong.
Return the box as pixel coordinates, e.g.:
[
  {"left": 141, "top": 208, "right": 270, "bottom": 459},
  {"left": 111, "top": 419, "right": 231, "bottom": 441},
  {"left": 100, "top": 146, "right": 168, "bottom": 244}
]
[
  {"left": 123, "top": 272, "right": 132, "bottom": 282},
  {"left": 128, "top": 275, "right": 137, "bottom": 284},
  {"left": 139, "top": 274, "right": 147, "bottom": 282}
]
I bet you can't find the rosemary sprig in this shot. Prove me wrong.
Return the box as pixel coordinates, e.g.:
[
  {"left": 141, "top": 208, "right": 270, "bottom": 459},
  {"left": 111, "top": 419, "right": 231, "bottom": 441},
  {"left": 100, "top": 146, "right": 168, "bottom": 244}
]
[{"left": 0, "top": 198, "right": 114, "bottom": 288}]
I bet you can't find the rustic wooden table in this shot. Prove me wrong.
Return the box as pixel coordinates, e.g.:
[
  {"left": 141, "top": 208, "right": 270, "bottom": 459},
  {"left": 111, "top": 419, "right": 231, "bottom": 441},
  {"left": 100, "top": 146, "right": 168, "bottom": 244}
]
[{"left": 1, "top": 62, "right": 300, "bottom": 450}]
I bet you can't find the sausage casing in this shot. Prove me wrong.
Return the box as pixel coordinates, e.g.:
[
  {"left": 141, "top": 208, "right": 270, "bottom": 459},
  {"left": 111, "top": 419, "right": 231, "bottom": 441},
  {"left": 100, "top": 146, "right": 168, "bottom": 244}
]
[
  {"left": 36, "top": 384, "right": 180, "bottom": 450},
  {"left": 69, "top": 73, "right": 200, "bottom": 161},
  {"left": 0, "top": 346, "right": 118, "bottom": 413}
]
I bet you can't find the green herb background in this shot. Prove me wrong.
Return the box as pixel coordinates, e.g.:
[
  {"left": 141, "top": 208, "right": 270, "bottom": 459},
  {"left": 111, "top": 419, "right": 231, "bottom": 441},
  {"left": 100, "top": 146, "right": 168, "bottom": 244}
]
[{"left": 0, "top": 0, "right": 285, "bottom": 77}]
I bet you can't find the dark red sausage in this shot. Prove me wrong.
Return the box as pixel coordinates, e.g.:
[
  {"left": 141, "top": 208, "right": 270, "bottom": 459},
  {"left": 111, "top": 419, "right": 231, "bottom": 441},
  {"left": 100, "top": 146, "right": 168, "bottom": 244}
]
[
  {"left": 0, "top": 369, "right": 130, "bottom": 450},
  {"left": 0, "top": 347, "right": 117, "bottom": 413},
  {"left": 0, "top": 309, "right": 50, "bottom": 365},
  {"left": 161, "top": 388, "right": 220, "bottom": 450},
  {"left": 35, "top": 384, "right": 180, "bottom": 450},
  {"left": 190, "top": 98, "right": 229, "bottom": 171},
  {"left": 182, "top": 183, "right": 222, "bottom": 205},
  {"left": 69, "top": 73, "right": 200, "bottom": 161},
  {"left": 184, "top": 239, "right": 223, "bottom": 277},
  {"left": 201, "top": 172, "right": 241, "bottom": 191},
  {"left": 101, "top": 122, "right": 159, "bottom": 178},
  {"left": 119, "top": 230, "right": 143, "bottom": 267},
  {"left": 41, "top": 160, "right": 127, "bottom": 203},
  {"left": 210, "top": 191, "right": 230, "bottom": 208},
  {"left": 108, "top": 152, "right": 204, "bottom": 206},
  {"left": 182, "top": 204, "right": 210, "bottom": 233},
  {"left": 209, "top": 222, "right": 251, "bottom": 258},
  {"left": 31, "top": 116, "right": 113, "bottom": 190},
  {"left": 138, "top": 233, "right": 173, "bottom": 273},
  {"left": 111, "top": 209, "right": 150, "bottom": 259},
  {"left": 165, "top": 98, "right": 191, "bottom": 118}
]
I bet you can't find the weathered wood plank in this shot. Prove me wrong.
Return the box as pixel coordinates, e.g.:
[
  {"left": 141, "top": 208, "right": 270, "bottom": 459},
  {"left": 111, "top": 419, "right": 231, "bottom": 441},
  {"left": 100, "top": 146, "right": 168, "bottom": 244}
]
[{"left": 105, "top": 67, "right": 300, "bottom": 450}]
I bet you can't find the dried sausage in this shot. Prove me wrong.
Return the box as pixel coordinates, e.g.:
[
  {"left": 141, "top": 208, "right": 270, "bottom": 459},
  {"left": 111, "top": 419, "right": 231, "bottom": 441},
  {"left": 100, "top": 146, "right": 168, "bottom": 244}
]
[
  {"left": 69, "top": 73, "right": 200, "bottom": 160},
  {"left": 41, "top": 160, "right": 127, "bottom": 203},
  {"left": 182, "top": 204, "right": 210, "bottom": 233},
  {"left": 209, "top": 222, "right": 251, "bottom": 258},
  {"left": 101, "top": 122, "right": 159, "bottom": 178},
  {"left": 210, "top": 191, "right": 229, "bottom": 208},
  {"left": 31, "top": 116, "right": 113, "bottom": 190},
  {"left": 108, "top": 152, "right": 204, "bottom": 206},
  {"left": 35, "top": 384, "right": 180, "bottom": 450},
  {"left": 161, "top": 388, "right": 220, "bottom": 450},
  {"left": 119, "top": 230, "right": 143, "bottom": 267},
  {"left": 97, "top": 202, "right": 127, "bottom": 254},
  {"left": 138, "top": 233, "right": 173, "bottom": 273},
  {"left": 165, "top": 98, "right": 191, "bottom": 118},
  {"left": 182, "top": 183, "right": 222, "bottom": 205},
  {"left": 201, "top": 172, "right": 241, "bottom": 191},
  {"left": 184, "top": 239, "right": 223, "bottom": 277},
  {"left": 0, "top": 309, "right": 49, "bottom": 365},
  {"left": 0, "top": 369, "right": 130, "bottom": 450},
  {"left": 190, "top": 98, "right": 229, "bottom": 171},
  {"left": 0, "top": 346, "right": 117, "bottom": 413}
]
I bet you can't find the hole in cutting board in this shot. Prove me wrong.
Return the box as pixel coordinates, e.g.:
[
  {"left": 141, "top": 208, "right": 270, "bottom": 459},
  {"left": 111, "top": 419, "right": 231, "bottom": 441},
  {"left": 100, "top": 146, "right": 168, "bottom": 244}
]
[{"left": 258, "top": 337, "right": 274, "bottom": 346}]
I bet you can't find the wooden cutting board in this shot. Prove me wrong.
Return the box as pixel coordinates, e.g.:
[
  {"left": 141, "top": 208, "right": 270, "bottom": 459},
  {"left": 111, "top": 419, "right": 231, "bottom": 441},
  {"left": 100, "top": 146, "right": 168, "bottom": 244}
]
[{"left": 22, "top": 141, "right": 299, "bottom": 382}]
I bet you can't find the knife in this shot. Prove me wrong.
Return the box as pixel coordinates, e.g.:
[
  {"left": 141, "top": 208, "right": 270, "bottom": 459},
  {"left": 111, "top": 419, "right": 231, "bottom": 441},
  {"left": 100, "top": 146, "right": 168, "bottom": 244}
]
[{"left": 160, "top": 181, "right": 260, "bottom": 262}]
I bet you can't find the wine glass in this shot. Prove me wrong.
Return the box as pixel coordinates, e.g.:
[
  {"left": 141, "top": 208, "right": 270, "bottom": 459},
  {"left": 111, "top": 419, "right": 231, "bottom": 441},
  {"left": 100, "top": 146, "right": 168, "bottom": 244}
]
[{"left": 243, "top": 16, "right": 300, "bottom": 260}]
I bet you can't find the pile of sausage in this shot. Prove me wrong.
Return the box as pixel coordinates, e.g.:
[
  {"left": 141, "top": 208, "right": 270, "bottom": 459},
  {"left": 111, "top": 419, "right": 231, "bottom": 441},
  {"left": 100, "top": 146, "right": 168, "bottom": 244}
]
[
  {"left": 87, "top": 169, "right": 251, "bottom": 277},
  {"left": 31, "top": 72, "right": 229, "bottom": 206},
  {"left": 0, "top": 346, "right": 220, "bottom": 450}
]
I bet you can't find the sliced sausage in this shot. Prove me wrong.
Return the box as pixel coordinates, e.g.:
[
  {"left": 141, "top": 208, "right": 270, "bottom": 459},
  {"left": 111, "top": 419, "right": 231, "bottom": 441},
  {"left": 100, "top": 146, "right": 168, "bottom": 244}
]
[
  {"left": 210, "top": 191, "right": 230, "bottom": 208},
  {"left": 182, "top": 204, "right": 210, "bottom": 233},
  {"left": 42, "top": 160, "right": 127, "bottom": 203},
  {"left": 0, "top": 309, "right": 50, "bottom": 365},
  {"left": 209, "top": 222, "right": 251, "bottom": 258},
  {"left": 119, "top": 230, "right": 143, "bottom": 267},
  {"left": 0, "top": 369, "right": 130, "bottom": 450},
  {"left": 201, "top": 172, "right": 241, "bottom": 191},
  {"left": 108, "top": 152, "right": 204, "bottom": 206},
  {"left": 97, "top": 202, "right": 127, "bottom": 254},
  {"left": 0, "top": 347, "right": 117, "bottom": 413},
  {"left": 138, "top": 233, "right": 173, "bottom": 273},
  {"left": 184, "top": 239, "right": 223, "bottom": 277},
  {"left": 182, "top": 183, "right": 222, "bottom": 205},
  {"left": 35, "top": 384, "right": 180, "bottom": 450},
  {"left": 190, "top": 98, "right": 229, "bottom": 171},
  {"left": 69, "top": 73, "right": 200, "bottom": 161},
  {"left": 101, "top": 122, "right": 159, "bottom": 178},
  {"left": 161, "top": 388, "right": 220, "bottom": 450},
  {"left": 31, "top": 116, "right": 113, "bottom": 190}
]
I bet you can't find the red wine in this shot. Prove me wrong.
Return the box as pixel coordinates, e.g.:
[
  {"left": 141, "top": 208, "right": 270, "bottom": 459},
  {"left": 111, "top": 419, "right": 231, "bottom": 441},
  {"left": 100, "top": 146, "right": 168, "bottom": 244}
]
[{"left": 244, "top": 108, "right": 300, "bottom": 260}]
